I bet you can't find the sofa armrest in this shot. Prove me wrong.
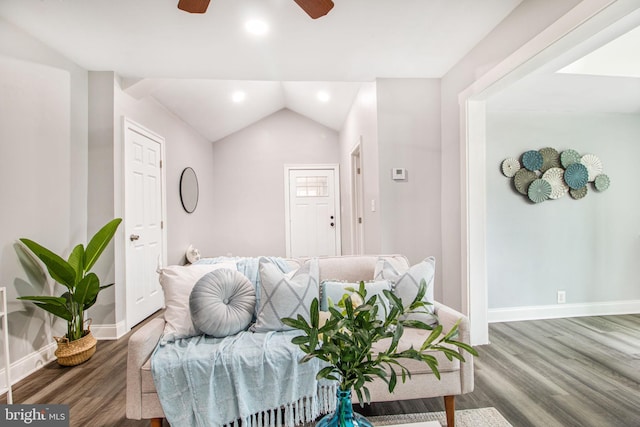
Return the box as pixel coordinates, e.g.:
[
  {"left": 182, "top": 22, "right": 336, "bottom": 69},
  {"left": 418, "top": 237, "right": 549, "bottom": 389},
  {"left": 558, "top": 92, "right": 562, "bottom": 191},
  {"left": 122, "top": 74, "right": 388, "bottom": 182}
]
[
  {"left": 126, "top": 316, "right": 165, "bottom": 420},
  {"left": 434, "top": 302, "right": 474, "bottom": 393}
]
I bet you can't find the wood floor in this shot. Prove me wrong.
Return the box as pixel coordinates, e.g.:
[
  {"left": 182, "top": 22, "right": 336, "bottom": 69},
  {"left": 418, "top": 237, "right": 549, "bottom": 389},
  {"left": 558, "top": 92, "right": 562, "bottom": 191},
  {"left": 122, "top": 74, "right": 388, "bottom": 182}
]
[{"left": 2, "top": 314, "right": 639, "bottom": 427}]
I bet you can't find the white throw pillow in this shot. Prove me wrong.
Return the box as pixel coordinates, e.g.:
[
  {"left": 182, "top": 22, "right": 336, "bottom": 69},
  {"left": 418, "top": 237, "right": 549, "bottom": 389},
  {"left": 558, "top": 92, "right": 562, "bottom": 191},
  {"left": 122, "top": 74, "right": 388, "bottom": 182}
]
[
  {"left": 374, "top": 256, "right": 437, "bottom": 326},
  {"left": 252, "top": 257, "right": 319, "bottom": 332},
  {"left": 158, "top": 261, "right": 236, "bottom": 341}
]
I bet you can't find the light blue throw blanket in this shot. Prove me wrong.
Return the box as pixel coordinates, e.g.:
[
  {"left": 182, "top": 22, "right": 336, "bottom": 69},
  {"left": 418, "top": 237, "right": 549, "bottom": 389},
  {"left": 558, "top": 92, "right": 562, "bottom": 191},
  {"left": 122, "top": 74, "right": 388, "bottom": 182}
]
[
  {"left": 153, "top": 256, "right": 336, "bottom": 426},
  {"left": 152, "top": 331, "right": 336, "bottom": 427}
]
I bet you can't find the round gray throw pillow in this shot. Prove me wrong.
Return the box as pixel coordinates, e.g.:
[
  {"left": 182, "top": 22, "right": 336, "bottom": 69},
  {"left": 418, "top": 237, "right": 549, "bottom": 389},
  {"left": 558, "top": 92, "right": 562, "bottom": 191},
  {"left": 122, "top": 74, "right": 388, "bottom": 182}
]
[{"left": 189, "top": 269, "right": 256, "bottom": 338}]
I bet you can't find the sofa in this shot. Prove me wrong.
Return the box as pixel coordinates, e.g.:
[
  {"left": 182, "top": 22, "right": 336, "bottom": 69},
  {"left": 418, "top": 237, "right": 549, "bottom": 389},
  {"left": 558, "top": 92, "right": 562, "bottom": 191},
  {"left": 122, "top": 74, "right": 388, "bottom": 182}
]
[{"left": 126, "top": 255, "right": 474, "bottom": 427}]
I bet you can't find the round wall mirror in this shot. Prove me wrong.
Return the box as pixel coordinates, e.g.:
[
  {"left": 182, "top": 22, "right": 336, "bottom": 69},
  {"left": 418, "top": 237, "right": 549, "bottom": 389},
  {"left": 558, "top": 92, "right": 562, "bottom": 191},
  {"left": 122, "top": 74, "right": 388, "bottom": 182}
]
[{"left": 180, "top": 167, "right": 199, "bottom": 213}]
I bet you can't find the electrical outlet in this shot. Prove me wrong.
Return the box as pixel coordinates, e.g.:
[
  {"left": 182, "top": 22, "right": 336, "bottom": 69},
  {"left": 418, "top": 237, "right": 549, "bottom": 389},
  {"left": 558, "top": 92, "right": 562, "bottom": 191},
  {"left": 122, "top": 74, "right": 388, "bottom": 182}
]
[{"left": 557, "top": 290, "right": 566, "bottom": 304}]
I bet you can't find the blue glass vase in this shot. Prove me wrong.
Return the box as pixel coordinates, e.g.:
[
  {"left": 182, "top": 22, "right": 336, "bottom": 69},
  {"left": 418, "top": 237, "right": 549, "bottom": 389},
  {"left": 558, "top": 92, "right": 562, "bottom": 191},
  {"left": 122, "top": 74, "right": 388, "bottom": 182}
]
[{"left": 317, "top": 389, "right": 373, "bottom": 427}]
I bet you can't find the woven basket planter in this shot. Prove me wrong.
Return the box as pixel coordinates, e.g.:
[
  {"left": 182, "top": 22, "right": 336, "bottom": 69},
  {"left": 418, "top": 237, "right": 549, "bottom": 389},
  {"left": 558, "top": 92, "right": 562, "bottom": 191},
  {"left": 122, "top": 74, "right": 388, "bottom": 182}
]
[{"left": 54, "top": 329, "right": 97, "bottom": 366}]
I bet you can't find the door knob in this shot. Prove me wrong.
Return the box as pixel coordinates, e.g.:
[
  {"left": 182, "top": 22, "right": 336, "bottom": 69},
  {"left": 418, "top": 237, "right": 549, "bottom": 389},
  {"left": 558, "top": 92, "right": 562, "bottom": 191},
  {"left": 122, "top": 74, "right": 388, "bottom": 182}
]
[{"left": 130, "top": 234, "right": 140, "bottom": 241}]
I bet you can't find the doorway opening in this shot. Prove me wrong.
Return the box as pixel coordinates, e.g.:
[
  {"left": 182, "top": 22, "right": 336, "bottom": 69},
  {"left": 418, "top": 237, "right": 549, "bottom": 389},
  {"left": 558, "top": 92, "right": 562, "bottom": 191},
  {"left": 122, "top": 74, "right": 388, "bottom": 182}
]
[{"left": 350, "top": 140, "right": 364, "bottom": 255}]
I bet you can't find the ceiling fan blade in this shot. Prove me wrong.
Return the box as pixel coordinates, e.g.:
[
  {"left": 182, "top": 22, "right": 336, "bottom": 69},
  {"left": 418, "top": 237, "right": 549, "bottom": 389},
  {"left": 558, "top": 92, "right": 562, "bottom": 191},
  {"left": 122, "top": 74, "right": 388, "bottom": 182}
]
[
  {"left": 177, "top": 0, "right": 211, "bottom": 14},
  {"left": 293, "top": 0, "right": 334, "bottom": 19}
]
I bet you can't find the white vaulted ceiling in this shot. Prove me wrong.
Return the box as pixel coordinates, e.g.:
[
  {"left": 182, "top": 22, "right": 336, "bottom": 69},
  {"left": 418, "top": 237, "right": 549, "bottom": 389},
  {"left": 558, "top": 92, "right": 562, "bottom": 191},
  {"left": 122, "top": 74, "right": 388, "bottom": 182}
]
[
  {"left": 131, "top": 79, "right": 364, "bottom": 141},
  {"left": 0, "top": 0, "right": 524, "bottom": 141}
]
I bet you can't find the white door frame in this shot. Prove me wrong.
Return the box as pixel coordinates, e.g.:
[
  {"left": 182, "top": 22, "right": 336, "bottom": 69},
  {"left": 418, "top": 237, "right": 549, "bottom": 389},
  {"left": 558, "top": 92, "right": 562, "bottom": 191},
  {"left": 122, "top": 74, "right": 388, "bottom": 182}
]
[
  {"left": 121, "top": 117, "right": 168, "bottom": 331},
  {"left": 284, "top": 164, "right": 341, "bottom": 258},
  {"left": 459, "top": 0, "right": 638, "bottom": 345},
  {"left": 350, "top": 139, "right": 365, "bottom": 255}
]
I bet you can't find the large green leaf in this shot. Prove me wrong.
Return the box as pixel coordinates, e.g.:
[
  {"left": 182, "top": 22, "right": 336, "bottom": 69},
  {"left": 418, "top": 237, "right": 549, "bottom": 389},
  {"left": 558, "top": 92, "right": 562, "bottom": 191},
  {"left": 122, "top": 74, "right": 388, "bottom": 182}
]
[
  {"left": 18, "top": 296, "right": 72, "bottom": 321},
  {"left": 18, "top": 295, "right": 67, "bottom": 306},
  {"left": 19, "top": 239, "right": 76, "bottom": 289},
  {"left": 83, "top": 283, "right": 114, "bottom": 310},
  {"left": 67, "top": 244, "right": 85, "bottom": 284},
  {"left": 84, "top": 218, "right": 122, "bottom": 272},
  {"left": 74, "top": 273, "right": 100, "bottom": 305},
  {"left": 33, "top": 302, "right": 73, "bottom": 321}
]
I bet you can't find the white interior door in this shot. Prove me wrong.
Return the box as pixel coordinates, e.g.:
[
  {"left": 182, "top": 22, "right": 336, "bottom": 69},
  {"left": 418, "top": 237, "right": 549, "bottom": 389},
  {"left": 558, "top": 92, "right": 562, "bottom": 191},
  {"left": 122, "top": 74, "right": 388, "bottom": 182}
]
[
  {"left": 124, "top": 119, "right": 165, "bottom": 329},
  {"left": 286, "top": 166, "right": 341, "bottom": 257}
]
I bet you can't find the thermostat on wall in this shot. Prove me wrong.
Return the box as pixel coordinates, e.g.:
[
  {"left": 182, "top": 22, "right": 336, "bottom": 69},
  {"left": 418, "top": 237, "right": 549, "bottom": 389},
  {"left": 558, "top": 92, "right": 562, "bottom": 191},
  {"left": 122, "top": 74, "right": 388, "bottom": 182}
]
[{"left": 392, "top": 168, "right": 406, "bottom": 180}]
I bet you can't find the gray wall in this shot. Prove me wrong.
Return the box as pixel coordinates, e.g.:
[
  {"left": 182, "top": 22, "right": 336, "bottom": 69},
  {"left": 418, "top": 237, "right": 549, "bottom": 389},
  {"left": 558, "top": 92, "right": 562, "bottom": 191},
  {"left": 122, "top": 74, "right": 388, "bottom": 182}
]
[
  {"left": 208, "top": 108, "right": 340, "bottom": 257},
  {"left": 377, "top": 79, "right": 442, "bottom": 274},
  {"left": 87, "top": 72, "right": 118, "bottom": 324},
  {"left": 0, "top": 18, "right": 88, "bottom": 384},
  {"left": 0, "top": 54, "right": 70, "bottom": 371},
  {"left": 487, "top": 111, "right": 640, "bottom": 308}
]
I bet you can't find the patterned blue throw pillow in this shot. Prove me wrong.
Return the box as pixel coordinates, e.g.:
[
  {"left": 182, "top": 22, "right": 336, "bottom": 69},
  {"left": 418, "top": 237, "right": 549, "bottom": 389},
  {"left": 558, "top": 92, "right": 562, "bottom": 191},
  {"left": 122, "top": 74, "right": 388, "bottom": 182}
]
[{"left": 252, "top": 257, "right": 319, "bottom": 332}]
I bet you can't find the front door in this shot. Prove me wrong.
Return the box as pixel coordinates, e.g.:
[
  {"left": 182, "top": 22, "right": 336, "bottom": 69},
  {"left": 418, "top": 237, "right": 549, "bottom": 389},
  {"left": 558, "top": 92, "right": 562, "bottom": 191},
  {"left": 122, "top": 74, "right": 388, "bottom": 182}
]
[
  {"left": 123, "top": 118, "right": 166, "bottom": 329},
  {"left": 285, "top": 166, "right": 341, "bottom": 257}
]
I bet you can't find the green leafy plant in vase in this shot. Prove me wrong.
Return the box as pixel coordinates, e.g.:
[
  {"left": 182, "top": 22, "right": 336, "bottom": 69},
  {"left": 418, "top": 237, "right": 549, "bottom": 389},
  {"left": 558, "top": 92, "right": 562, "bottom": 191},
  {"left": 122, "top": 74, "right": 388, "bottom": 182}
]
[
  {"left": 282, "top": 281, "right": 477, "bottom": 427},
  {"left": 18, "top": 218, "right": 122, "bottom": 366}
]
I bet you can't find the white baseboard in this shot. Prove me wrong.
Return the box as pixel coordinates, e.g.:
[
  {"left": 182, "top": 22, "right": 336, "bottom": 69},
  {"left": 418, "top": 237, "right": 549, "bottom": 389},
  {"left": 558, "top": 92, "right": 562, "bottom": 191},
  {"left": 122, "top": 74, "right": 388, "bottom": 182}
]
[
  {"left": 488, "top": 300, "right": 640, "bottom": 323},
  {"left": 0, "top": 341, "right": 56, "bottom": 390},
  {"left": 91, "top": 320, "right": 129, "bottom": 340}
]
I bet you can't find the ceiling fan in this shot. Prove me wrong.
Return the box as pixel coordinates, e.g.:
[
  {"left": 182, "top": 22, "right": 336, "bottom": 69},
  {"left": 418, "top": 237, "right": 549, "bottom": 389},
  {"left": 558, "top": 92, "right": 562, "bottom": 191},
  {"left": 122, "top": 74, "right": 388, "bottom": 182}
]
[{"left": 177, "top": 0, "right": 334, "bottom": 19}]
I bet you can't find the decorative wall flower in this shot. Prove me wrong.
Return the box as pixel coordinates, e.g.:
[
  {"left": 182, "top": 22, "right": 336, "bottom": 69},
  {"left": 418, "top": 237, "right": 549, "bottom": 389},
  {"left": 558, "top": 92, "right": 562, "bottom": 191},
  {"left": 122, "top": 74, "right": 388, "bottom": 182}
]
[{"left": 502, "top": 148, "right": 609, "bottom": 202}]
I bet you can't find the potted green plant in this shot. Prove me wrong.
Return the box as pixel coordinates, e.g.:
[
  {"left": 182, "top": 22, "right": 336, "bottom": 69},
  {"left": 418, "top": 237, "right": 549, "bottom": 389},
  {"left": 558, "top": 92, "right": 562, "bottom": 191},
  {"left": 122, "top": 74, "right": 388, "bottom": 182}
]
[
  {"left": 18, "top": 218, "right": 122, "bottom": 366},
  {"left": 282, "top": 281, "right": 477, "bottom": 427}
]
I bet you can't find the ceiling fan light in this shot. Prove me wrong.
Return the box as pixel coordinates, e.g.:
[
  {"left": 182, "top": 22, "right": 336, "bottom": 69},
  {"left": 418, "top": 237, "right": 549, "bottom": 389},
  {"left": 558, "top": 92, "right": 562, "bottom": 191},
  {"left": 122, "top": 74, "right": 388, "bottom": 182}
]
[
  {"left": 232, "top": 91, "right": 246, "bottom": 103},
  {"left": 245, "top": 19, "right": 269, "bottom": 36},
  {"left": 317, "top": 91, "right": 330, "bottom": 102}
]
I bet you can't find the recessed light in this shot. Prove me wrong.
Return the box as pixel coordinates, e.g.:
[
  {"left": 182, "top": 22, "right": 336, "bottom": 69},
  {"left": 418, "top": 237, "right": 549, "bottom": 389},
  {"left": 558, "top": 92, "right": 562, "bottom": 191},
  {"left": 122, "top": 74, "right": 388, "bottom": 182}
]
[
  {"left": 245, "top": 19, "right": 269, "bottom": 36},
  {"left": 317, "top": 91, "right": 330, "bottom": 102},
  {"left": 232, "top": 91, "right": 246, "bottom": 103}
]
